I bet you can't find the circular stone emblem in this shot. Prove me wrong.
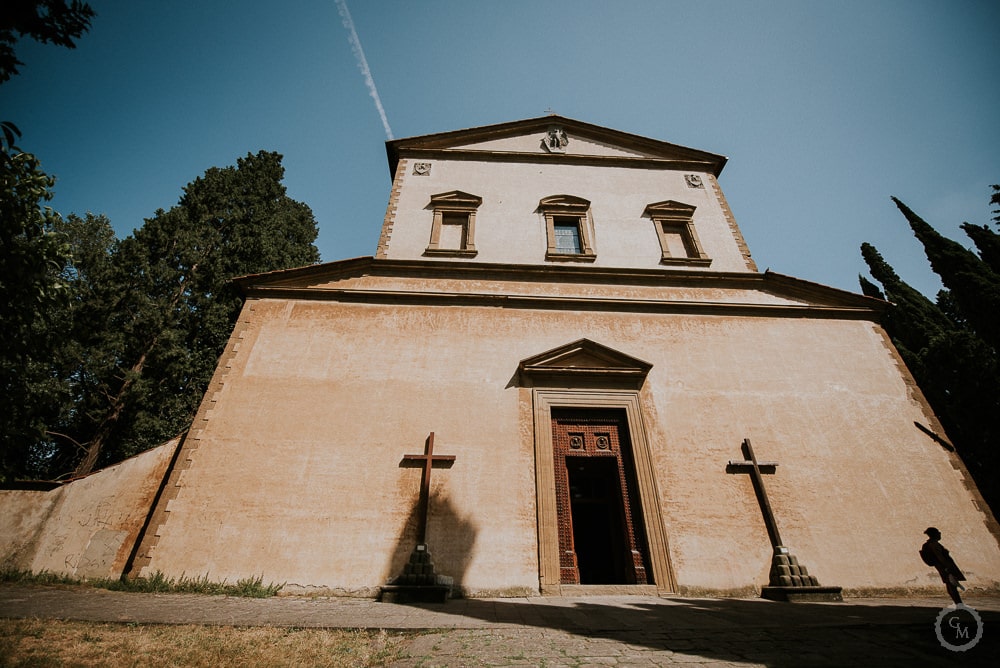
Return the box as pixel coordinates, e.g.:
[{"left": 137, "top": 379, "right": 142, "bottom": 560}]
[{"left": 935, "top": 604, "right": 983, "bottom": 652}]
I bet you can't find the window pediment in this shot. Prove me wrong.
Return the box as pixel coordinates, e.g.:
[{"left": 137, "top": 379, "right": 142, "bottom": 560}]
[
  {"left": 644, "top": 200, "right": 710, "bottom": 267},
  {"left": 425, "top": 191, "right": 482, "bottom": 257},
  {"left": 539, "top": 194, "right": 591, "bottom": 214},
  {"left": 644, "top": 200, "right": 696, "bottom": 218},
  {"left": 539, "top": 195, "right": 596, "bottom": 262},
  {"left": 429, "top": 190, "right": 483, "bottom": 209}
]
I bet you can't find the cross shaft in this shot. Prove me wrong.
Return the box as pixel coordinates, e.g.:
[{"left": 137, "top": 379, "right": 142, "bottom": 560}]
[
  {"left": 727, "top": 438, "right": 783, "bottom": 548},
  {"left": 401, "top": 432, "right": 456, "bottom": 544}
]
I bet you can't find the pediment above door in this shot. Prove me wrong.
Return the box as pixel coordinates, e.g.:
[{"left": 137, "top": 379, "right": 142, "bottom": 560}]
[{"left": 518, "top": 339, "right": 652, "bottom": 387}]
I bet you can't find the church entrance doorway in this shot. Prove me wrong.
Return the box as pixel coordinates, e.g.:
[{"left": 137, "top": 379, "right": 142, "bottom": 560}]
[{"left": 551, "top": 408, "right": 653, "bottom": 585}]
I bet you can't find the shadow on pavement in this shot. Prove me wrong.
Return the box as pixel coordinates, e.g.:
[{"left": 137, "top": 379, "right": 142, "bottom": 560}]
[
  {"left": 3, "top": 583, "right": 998, "bottom": 666},
  {"left": 401, "top": 595, "right": 1000, "bottom": 667}
]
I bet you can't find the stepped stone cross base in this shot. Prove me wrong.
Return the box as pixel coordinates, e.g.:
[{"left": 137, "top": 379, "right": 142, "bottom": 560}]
[
  {"left": 760, "top": 546, "right": 843, "bottom": 602},
  {"left": 379, "top": 544, "right": 454, "bottom": 604}
]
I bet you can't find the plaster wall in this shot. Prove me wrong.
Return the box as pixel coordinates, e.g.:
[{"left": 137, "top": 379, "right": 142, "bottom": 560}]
[
  {"left": 383, "top": 158, "right": 748, "bottom": 272},
  {"left": 141, "top": 296, "right": 1000, "bottom": 596},
  {"left": 0, "top": 440, "right": 176, "bottom": 578}
]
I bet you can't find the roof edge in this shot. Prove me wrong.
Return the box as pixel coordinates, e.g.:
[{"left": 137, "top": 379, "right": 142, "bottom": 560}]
[{"left": 385, "top": 115, "right": 728, "bottom": 177}]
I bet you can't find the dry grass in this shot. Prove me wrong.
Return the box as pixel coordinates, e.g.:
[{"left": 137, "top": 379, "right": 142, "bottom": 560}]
[
  {"left": 0, "top": 618, "right": 409, "bottom": 667},
  {"left": 0, "top": 568, "right": 283, "bottom": 598}
]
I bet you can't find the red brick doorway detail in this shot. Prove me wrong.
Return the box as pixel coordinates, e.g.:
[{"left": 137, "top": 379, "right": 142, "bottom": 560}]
[{"left": 551, "top": 408, "right": 653, "bottom": 585}]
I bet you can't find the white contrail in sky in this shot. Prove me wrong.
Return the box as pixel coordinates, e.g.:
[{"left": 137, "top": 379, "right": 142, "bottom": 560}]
[{"left": 335, "top": 0, "right": 393, "bottom": 140}]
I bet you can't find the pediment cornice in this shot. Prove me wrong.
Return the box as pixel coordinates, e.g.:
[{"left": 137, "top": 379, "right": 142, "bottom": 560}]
[
  {"left": 518, "top": 339, "right": 652, "bottom": 387},
  {"left": 645, "top": 200, "right": 697, "bottom": 217},
  {"left": 386, "top": 115, "right": 728, "bottom": 177},
  {"left": 429, "top": 190, "right": 482, "bottom": 207}
]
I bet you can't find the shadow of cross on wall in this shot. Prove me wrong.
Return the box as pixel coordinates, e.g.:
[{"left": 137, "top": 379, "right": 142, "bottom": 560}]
[
  {"left": 387, "top": 432, "right": 477, "bottom": 597},
  {"left": 400, "top": 432, "right": 455, "bottom": 545}
]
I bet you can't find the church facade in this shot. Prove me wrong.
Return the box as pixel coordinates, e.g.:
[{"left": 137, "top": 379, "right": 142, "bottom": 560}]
[{"left": 128, "top": 116, "right": 1000, "bottom": 597}]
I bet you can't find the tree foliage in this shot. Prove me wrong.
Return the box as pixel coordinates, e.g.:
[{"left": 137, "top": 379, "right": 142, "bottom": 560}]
[
  {"left": 40, "top": 152, "right": 321, "bottom": 478},
  {"left": 0, "top": 1, "right": 94, "bottom": 482},
  {"left": 0, "top": 0, "right": 95, "bottom": 83},
  {"left": 860, "top": 190, "right": 1000, "bottom": 513},
  {"left": 0, "top": 4, "right": 322, "bottom": 481},
  {"left": 0, "top": 130, "right": 71, "bottom": 481},
  {"left": 1, "top": 149, "right": 319, "bottom": 482}
]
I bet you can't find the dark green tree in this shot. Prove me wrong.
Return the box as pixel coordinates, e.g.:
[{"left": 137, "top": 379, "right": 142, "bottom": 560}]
[
  {"left": 36, "top": 212, "right": 120, "bottom": 477},
  {"left": 993, "top": 184, "right": 1000, "bottom": 225},
  {"left": 859, "top": 243, "right": 953, "bottom": 363},
  {"left": 892, "top": 197, "right": 1000, "bottom": 352},
  {"left": 970, "top": 185, "right": 1000, "bottom": 274},
  {"left": 0, "top": 0, "right": 95, "bottom": 83},
  {"left": 0, "top": 131, "right": 71, "bottom": 482},
  {"left": 44, "top": 151, "right": 320, "bottom": 477},
  {"left": 861, "top": 191, "right": 1000, "bottom": 514},
  {"left": 0, "top": 0, "right": 94, "bottom": 482}
]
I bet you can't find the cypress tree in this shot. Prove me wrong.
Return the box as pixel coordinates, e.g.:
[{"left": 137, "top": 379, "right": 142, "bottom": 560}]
[
  {"left": 960, "top": 222, "right": 1000, "bottom": 275},
  {"left": 892, "top": 197, "right": 1000, "bottom": 351},
  {"left": 861, "top": 192, "right": 1000, "bottom": 514},
  {"left": 860, "top": 243, "right": 952, "bottom": 356}
]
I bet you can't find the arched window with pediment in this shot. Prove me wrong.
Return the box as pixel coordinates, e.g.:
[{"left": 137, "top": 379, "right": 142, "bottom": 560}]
[
  {"left": 424, "top": 190, "right": 482, "bottom": 257},
  {"left": 539, "top": 195, "right": 596, "bottom": 262},
  {"left": 644, "top": 200, "right": 711, "bottom": 266}
]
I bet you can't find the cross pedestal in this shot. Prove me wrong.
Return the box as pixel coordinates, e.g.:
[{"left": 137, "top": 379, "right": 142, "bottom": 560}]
[
  {"left": 727, "top": 438, "right": 842, "bottom": 602},
  {"left": 380, "top": 432, "right": 456, "bottom": 604}
]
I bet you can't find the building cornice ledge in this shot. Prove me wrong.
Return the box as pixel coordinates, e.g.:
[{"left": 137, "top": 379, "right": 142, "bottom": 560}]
[
  {"left": 241, "top": 285, "right": 880, "bottom": 321},
  {"left": 394, "top": 147, "right": 721, "bottom": 173},
  {"left": 235, "top": 258, "right": 886, "bottom": 317}
]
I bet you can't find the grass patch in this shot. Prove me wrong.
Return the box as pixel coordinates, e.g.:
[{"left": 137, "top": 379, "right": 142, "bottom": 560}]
[
  {"left": 0, "top": 618, "right": 408, "bottom": 667},
  {"left": 0, "top": 567, "right": 283, "bottom": 598},
  {"left": 0, "top": 567, "right": 78, "bottom": 587}
]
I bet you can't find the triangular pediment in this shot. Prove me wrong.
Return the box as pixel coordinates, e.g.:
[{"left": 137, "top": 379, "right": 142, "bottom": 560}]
[
  {"left": 429, "top": 190, "right": 482, "bottom": 207},
  {"left": 645, "top": 200, "right": 696, "bottom": 217},
  {"left": 387, "top": 116, "right": 727, "bottom": 176},
  {"left": 518, "top": 338, "right": 652, "bottom": 386}
]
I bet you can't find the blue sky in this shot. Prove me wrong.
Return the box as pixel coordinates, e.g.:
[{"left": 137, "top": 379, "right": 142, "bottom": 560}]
[{"left": 2, "top": 0, "right": 998, "bottom": 297}]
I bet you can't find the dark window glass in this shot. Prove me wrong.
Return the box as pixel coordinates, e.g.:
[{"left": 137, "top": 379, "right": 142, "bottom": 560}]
[{"left": 554, "top": 217, "right": 582, "bottom": 253}]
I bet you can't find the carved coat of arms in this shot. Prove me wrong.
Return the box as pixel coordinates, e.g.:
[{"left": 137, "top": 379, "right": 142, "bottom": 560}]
[{"left": 542, "top": 127, "right": 569, "bottom": 153}]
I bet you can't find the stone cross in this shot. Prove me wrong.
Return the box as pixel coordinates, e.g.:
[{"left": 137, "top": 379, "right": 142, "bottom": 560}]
[
  {"left": 726, "top": 438, "right": 842, "bottom": 600},
  {"left": 401, "top": 432, "right": 456, "bottom": 544},
  {"left": 727, "top": 438, "right": 783, "bottom": 549}
]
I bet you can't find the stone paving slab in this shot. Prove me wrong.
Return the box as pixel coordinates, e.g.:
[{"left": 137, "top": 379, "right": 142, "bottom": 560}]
[{"left": 2, "top": 585, "right": 999, "bottom": 666}]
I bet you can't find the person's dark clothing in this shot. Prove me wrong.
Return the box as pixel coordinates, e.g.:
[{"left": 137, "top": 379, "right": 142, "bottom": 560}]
[{"left": 920, "top": 538, "right": 965, "bottom": 604}]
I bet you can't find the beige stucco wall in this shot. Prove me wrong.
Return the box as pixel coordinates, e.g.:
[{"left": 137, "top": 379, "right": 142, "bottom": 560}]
[
  {"left": 0, "top": 440, "right": 176, "bottom": 579},
  {"left": 144, "top": 298, "right": 540, "bottom": 596},
  {"left": 383, "top": 157, "right": 748, "bottom": 272},
  {"left": 140, "top": 293, "right": 1000, "bottom": 596}
]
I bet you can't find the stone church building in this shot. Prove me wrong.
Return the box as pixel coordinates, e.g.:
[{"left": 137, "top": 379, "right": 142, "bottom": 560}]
[{"left": 6, "top": 116, "right": 1000, "bottom": 597}]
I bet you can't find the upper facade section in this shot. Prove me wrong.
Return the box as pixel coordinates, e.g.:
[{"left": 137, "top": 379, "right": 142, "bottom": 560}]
[{"left": 377, "top": 116, "right": 756, "bottom": 273}]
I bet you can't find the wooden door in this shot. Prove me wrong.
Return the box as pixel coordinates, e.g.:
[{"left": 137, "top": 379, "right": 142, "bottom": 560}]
[{"left": 551, "top": 409, "right": 652, "bottom": 585}]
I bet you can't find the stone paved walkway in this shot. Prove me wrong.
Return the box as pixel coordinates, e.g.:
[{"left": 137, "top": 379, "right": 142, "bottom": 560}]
[{"left": 2, "top": 584, "right": 999, "bottom": 666}]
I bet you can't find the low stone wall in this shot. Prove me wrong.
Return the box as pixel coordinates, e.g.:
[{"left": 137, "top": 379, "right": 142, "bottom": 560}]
[{"left": 0, "top": 439, "right": 178, "bottom": 579}]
